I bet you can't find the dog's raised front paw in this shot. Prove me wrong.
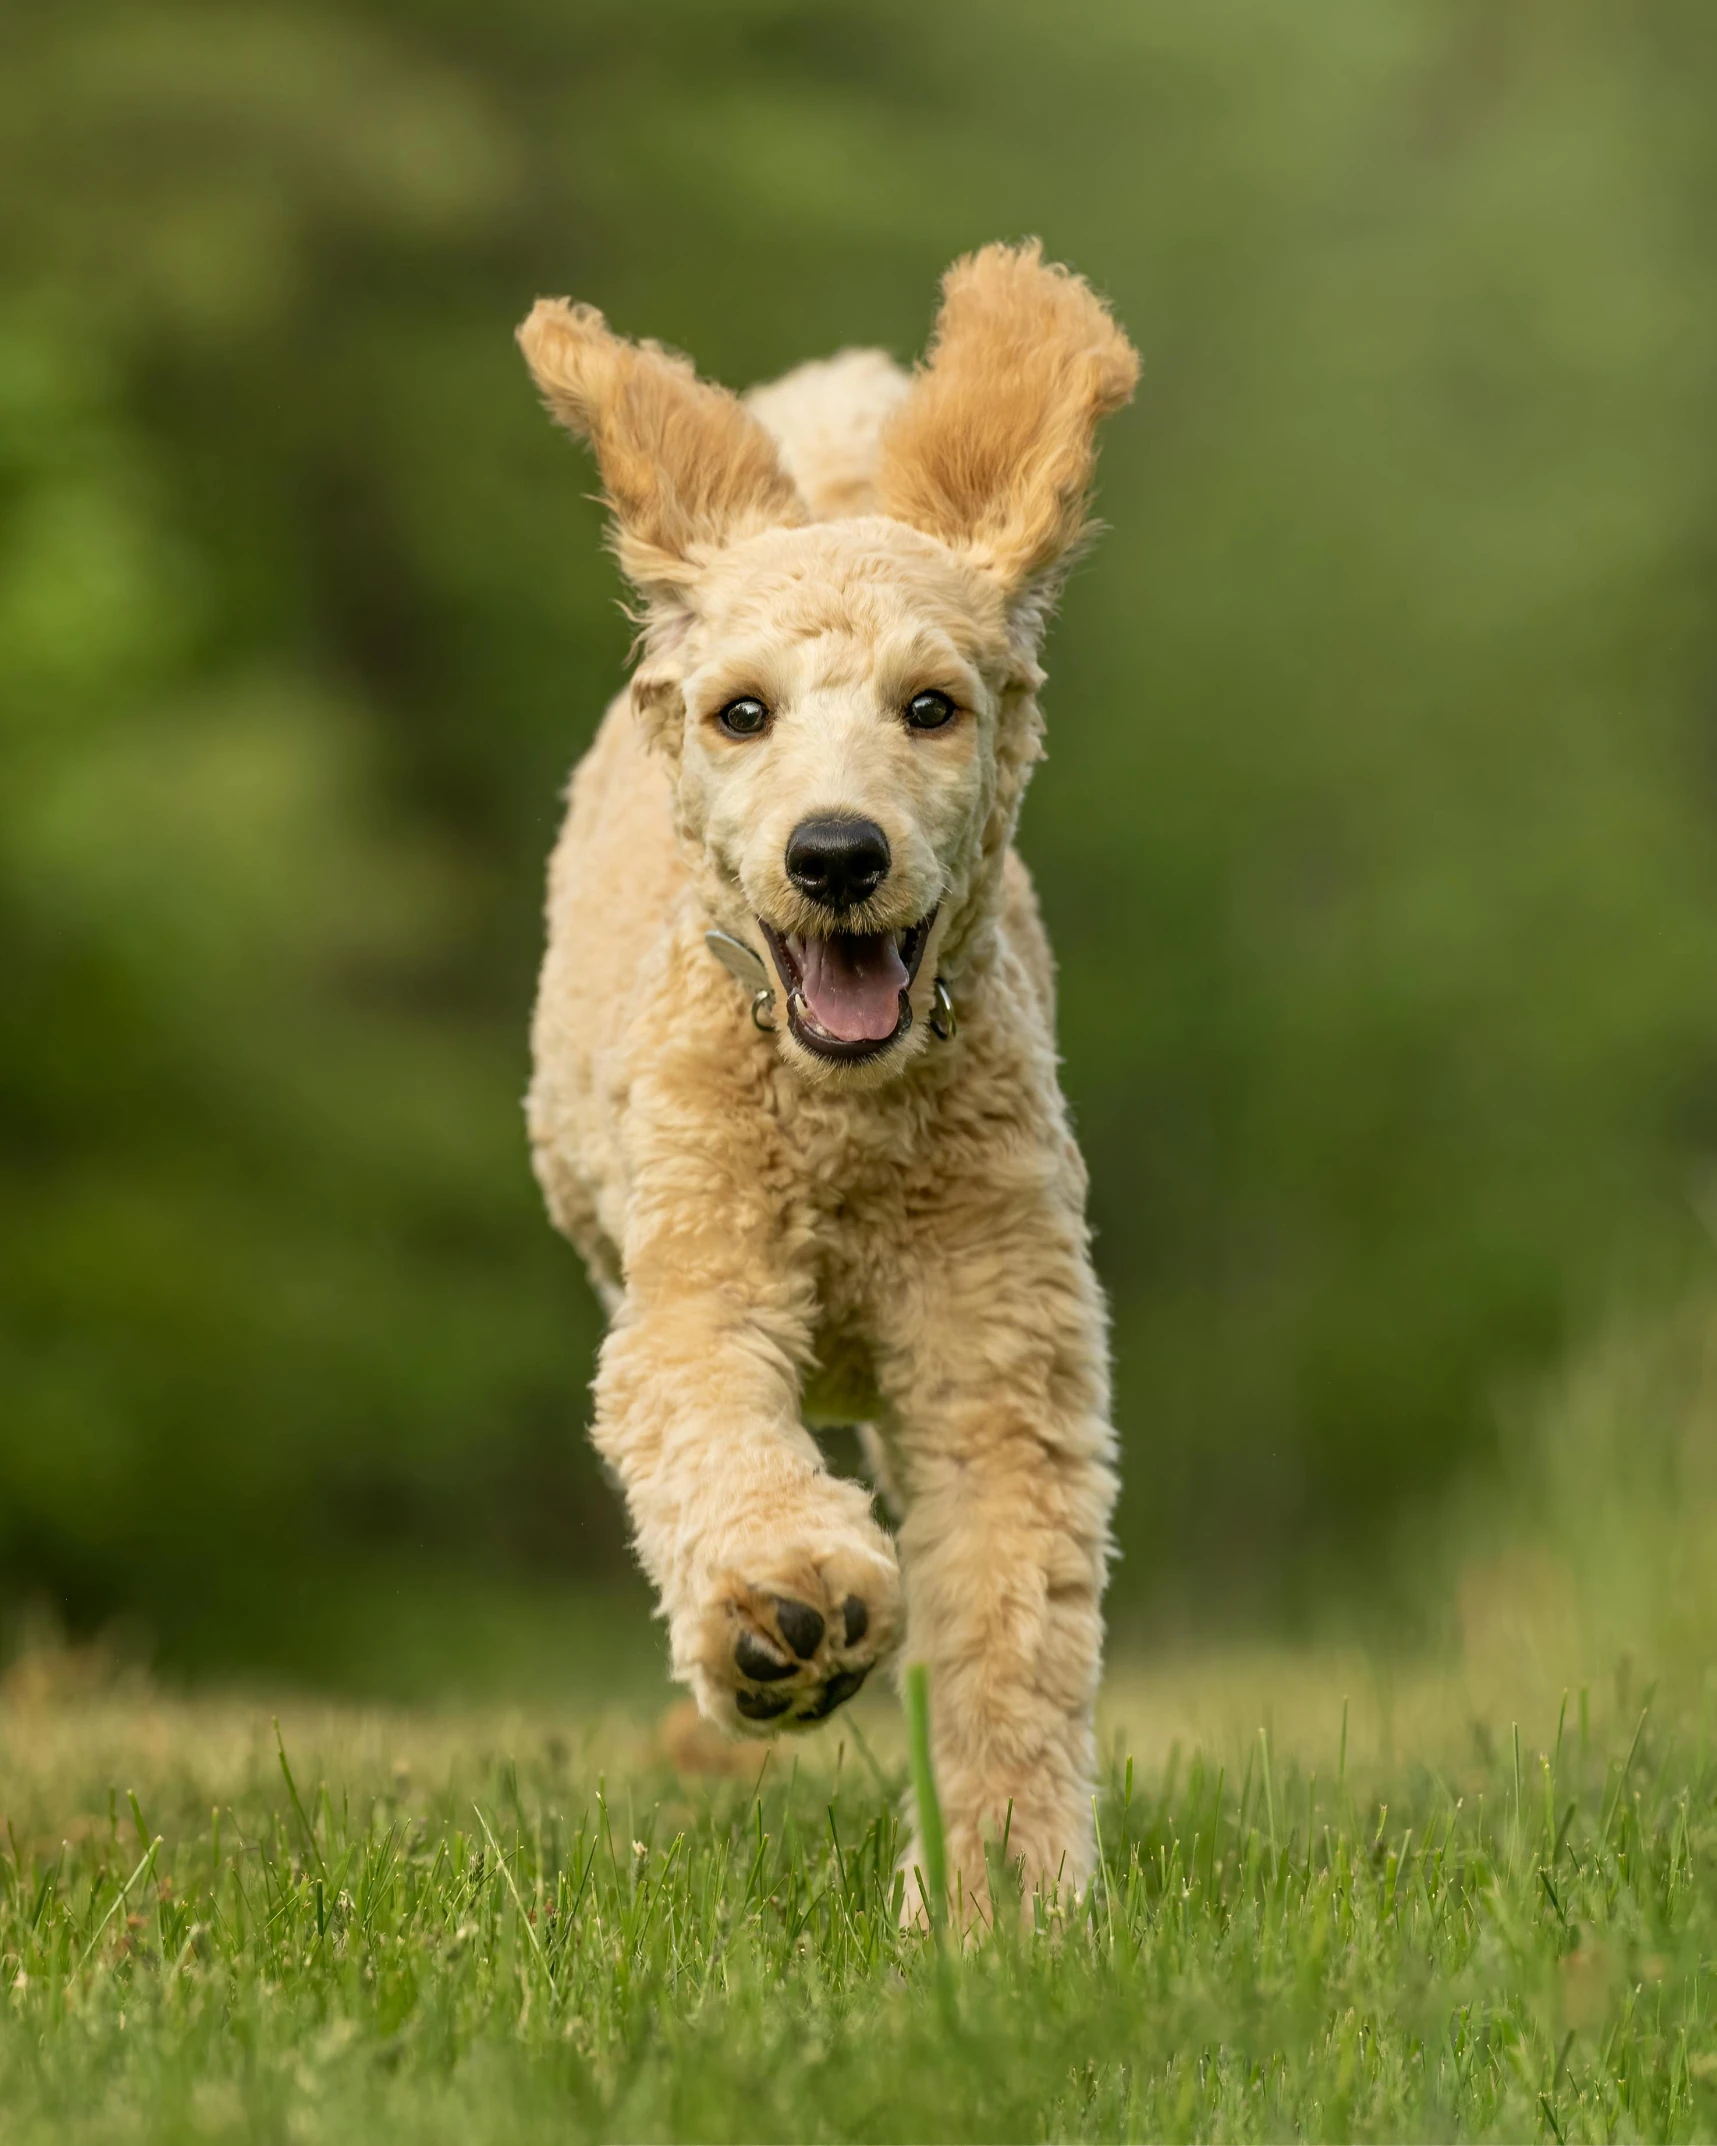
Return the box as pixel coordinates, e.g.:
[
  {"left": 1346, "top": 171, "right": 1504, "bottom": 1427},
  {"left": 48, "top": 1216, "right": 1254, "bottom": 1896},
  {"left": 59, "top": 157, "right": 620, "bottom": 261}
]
[{"left": 688, "top": 1541, "right": 899, "bottom": 1735}]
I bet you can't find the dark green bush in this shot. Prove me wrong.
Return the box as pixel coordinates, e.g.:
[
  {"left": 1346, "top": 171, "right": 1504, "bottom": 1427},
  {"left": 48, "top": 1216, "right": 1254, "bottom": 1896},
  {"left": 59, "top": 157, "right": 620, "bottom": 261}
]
[{"left": 4, "top": 1, "right": 1716, "bottom": 1661}]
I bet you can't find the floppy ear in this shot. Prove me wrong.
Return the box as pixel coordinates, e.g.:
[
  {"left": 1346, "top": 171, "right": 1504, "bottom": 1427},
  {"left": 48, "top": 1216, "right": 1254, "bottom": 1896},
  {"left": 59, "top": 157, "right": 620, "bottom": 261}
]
[
  {"left": 876, "top": 241, "right": 1138, "bottom": 610},
  {"left": 517, "top": 298, "right": 805, "bottom": 610}
]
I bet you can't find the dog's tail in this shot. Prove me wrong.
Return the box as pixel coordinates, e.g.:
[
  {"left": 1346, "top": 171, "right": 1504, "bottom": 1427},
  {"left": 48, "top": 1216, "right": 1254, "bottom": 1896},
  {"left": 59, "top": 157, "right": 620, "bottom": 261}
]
[{"left": 744, "top": 349, "right": 911, "bottom": 522}]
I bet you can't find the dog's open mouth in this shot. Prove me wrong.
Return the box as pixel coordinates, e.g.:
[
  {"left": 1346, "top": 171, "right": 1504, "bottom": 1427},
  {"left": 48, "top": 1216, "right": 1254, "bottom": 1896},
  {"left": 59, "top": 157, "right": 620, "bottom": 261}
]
[{"left": 759, "top": 912, "right": 936, "bottom": 1062}]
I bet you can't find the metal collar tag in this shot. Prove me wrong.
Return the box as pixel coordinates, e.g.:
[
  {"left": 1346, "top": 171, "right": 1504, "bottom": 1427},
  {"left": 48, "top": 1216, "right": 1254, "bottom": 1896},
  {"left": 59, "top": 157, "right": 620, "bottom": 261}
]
[{"left": 704, "top": 930, "right": 777, "bottom": 1031}]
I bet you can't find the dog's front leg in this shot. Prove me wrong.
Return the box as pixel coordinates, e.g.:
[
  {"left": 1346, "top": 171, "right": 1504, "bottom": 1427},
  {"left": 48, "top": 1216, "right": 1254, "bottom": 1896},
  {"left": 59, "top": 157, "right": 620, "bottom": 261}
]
[
  {"left": 878, "top": 1157, "right": 1117, "bottom": 1925},
  {"left": 592, "top": 1073, "right": 900, "bottom": 1735}
]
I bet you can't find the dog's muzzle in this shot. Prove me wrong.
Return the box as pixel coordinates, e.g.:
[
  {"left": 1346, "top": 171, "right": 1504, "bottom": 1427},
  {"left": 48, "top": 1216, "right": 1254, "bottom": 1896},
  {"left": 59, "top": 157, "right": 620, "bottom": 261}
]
[{"left": 705, "top": 925, "right": 955, "bottom": 1057}]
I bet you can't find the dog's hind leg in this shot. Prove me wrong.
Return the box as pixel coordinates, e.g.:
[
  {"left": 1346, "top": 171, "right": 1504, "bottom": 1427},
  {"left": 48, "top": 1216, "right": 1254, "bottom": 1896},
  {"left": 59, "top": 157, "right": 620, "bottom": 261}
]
[{"left": 853, "top": 1423, "right": 905, "bottom": 1523}]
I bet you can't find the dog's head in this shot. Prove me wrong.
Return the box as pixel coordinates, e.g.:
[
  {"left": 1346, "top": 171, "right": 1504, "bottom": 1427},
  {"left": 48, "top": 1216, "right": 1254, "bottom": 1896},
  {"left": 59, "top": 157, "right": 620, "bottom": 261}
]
[{"left": 519, "top": 243, "right": 1137, "bottom": 1083}]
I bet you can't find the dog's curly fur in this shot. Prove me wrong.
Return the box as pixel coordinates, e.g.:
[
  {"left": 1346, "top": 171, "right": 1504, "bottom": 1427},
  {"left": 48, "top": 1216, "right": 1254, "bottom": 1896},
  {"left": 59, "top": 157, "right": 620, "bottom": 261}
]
[{"left": 517, "top": 243, "right": 1138, "bottom": 1921}]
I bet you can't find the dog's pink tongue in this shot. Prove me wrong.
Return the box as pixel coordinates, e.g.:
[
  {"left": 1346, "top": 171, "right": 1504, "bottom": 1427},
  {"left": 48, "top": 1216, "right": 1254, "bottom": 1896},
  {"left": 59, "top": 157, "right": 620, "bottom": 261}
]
[{"left": 796, "top": 932, "right": 908, "bottom": 1043}]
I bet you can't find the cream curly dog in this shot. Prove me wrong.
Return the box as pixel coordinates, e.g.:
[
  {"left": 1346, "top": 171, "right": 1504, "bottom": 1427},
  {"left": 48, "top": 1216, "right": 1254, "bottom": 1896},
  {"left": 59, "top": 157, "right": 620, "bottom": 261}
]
[{"left": 517, "top": 242, "right": 1137, "bottom": 1918}]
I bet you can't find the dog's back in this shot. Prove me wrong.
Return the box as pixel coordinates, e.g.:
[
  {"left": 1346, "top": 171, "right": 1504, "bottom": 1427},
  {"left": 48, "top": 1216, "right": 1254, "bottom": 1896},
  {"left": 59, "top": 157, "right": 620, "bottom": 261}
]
[{"left": 743, "top": 348, "right": 910, "bottom": 521}]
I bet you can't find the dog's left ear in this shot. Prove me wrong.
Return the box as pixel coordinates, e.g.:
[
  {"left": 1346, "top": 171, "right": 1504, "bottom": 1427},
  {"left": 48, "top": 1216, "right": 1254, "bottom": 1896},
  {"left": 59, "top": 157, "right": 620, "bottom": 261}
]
[
  {"left": 876, "top": 242, "right": 1138, "bottom": 620},
  {"left": 517, "top": 297, "right": 804, "bottom": 614}
]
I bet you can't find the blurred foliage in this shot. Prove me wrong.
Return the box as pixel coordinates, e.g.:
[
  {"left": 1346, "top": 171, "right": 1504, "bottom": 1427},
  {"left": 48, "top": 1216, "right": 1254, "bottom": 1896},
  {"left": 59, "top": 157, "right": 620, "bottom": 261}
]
[{"left": 4, "top": 0, "right": 1717, "bottom": 1664}]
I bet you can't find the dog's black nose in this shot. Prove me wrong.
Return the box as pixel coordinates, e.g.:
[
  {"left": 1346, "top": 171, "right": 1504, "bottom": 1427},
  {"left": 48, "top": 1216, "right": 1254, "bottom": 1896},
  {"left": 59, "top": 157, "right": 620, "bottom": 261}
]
[{"left": 785, "top": 816, "right": 891, "bottom": 912}]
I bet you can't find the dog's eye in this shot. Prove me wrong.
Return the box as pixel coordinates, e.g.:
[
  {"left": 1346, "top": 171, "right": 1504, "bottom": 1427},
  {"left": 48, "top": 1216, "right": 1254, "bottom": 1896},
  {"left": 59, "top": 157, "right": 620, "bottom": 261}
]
[
  {"left": 717, "top": 697, "right": 770, "bottom": 738},
  {"left": 905, "top": 690, "right": 956, "bottom": 732}
]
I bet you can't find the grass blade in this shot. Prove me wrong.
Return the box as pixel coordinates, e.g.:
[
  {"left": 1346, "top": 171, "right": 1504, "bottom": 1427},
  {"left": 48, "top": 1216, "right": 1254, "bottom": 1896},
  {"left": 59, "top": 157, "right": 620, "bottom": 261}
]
[
  {"left": 75, "top": 1838, "right": 160, "bottom": 1974},
  {"left": 274, "top": 1721, "right": 326, "bottom": 1880},
  {"left": 474, "top": 1804, "right": 547, "bottom": 1972},
  {"left": 905, "top": 1662, "right": 947, "bottom": 1932}
]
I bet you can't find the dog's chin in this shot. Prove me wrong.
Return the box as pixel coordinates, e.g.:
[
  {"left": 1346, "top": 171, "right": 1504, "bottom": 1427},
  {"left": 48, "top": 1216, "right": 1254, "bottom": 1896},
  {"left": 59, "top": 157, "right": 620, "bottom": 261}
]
[{"left": 759, "top": 910, "right": 937, "bottom": 1076}]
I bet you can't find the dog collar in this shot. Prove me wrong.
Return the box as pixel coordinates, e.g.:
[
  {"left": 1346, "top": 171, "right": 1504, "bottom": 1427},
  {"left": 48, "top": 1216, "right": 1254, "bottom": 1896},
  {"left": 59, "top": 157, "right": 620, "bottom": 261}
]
[{"left": 705, "top": 929, "right": 955, "bottom": 1042}]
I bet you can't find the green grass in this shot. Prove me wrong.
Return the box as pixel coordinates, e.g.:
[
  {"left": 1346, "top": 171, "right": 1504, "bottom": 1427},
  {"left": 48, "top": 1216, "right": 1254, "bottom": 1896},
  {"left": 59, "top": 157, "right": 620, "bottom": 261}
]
[
  {"left": 1, "top": 1653, "right": 1714, "bottom": 2142},
  {"left": 5, "top": 1294, "right": 1717, "bottom": 2141}
]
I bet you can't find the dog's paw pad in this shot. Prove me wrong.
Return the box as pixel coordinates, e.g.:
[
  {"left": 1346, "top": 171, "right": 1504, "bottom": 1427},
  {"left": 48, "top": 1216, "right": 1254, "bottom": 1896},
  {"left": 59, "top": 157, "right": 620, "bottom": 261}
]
[
  {"left": 773, "top": 1597, "right": 825, "bottom": 1660},
  {"left": 736, "top": 1688, "right": 793, "bottom": 1722},
  {"left": 708, "top": 1548, "right": 899, "bottom": 1737},
  {"left": 804, "top": 1666, "right": 869, "bottom": 1721},
  {"left": 735, "top": 1630, "right": 794, "bottom": 1682}
]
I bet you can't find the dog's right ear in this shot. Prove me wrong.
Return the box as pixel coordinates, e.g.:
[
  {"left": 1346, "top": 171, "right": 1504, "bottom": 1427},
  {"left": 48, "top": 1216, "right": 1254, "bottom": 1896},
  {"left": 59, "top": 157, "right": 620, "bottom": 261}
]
[{"left": 517, "top": 299, "right": 804, "bottom": 613}]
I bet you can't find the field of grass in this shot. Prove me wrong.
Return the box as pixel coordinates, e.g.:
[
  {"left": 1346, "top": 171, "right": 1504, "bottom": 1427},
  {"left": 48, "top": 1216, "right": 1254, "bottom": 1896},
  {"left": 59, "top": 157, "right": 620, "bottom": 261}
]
[
  {"left": 4, "top": 1302, "right": 1717, "bottom": 2142},
  {"left": 2, "top": 1646, "right": 1713, "bottom": 2140}
]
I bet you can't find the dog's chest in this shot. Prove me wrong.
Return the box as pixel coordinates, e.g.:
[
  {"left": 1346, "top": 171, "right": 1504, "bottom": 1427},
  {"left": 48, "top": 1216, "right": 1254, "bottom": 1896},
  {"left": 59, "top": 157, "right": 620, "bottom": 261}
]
[{"left": 771, "top": 1085, "right": 927, "bottom": 1425}]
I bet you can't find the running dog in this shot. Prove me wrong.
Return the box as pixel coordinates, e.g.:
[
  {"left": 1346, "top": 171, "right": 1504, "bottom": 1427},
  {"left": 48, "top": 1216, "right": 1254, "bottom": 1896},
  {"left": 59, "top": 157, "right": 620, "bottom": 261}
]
[{"left": 517, "top": 241, "right": 1137, "bottom": 1919}]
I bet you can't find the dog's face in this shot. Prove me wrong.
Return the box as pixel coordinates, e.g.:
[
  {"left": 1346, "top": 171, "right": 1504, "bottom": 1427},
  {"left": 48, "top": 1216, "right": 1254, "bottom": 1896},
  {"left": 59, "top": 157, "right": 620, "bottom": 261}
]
[
  {"left": 665, "top": 521, "right": 1015, "bottom": 1077},
  {"left": 519, "top": 243, "right": 1136, "bottom": 1083}
]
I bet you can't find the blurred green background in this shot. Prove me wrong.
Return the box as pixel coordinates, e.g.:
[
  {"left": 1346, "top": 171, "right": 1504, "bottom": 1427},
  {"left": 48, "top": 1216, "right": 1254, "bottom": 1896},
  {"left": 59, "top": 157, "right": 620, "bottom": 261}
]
[{"left": 5, "top": 0, "right": 1717, "bottom": 1688}]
